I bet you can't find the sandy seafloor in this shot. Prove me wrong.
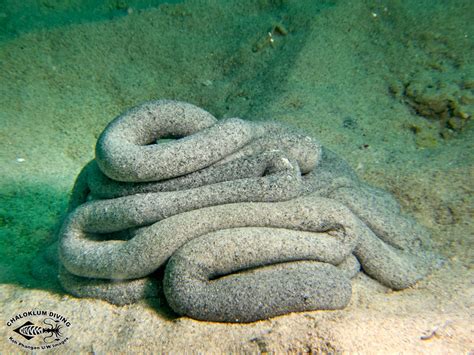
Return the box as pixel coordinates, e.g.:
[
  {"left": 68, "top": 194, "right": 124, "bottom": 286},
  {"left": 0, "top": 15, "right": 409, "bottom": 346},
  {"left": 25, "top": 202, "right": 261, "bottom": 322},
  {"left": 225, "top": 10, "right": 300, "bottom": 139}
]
[{"left": 0, "top": 0, "right": 473, "bottom": 353}]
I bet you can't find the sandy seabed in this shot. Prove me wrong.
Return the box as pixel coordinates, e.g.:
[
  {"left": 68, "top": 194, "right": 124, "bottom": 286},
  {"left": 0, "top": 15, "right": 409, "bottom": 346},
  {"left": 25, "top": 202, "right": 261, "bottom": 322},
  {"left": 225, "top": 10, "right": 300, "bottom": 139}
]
[{"left": 0, "top": 0, "right": 472, "bottom": 352}]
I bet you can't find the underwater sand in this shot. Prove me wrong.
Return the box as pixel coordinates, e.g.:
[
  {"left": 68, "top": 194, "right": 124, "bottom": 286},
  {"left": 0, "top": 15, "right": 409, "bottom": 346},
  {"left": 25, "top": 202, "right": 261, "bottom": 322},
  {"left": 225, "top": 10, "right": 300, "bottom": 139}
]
[{"left": 0, "top": 0, "right": 473, "bottom": 352}]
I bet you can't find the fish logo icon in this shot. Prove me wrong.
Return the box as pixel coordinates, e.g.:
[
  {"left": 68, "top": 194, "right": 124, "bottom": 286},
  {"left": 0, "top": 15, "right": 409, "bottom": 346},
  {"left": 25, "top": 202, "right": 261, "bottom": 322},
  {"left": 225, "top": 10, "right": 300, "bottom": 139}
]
[
  {"left": 7, "top": 310, "right": 71, "bottom": 350},
  {"left": 13, "top": 318, "right": 63, "bottom": 343}
]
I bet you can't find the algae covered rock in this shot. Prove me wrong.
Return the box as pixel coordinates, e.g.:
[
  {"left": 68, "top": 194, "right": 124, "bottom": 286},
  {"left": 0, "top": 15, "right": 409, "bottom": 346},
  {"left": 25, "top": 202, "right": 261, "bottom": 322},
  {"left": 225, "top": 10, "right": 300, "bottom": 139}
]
[{"left": 393, "top": 69, "right": 472, "bottom": 139}]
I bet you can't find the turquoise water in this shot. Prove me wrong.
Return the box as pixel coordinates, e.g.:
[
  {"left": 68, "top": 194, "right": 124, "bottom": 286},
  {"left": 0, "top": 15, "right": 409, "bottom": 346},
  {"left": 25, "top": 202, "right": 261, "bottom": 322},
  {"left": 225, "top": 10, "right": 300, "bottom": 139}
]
[
  {"left": 0, "top": 0, "right": 184, "bottom": 42},
  {"left": 0, "top": 0, "right": 472, "bottom": 352}
]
